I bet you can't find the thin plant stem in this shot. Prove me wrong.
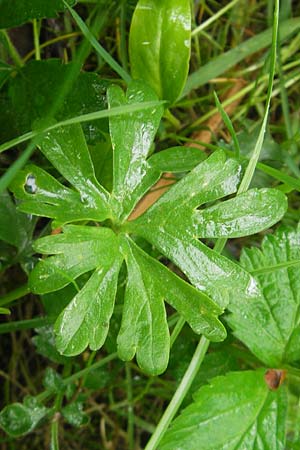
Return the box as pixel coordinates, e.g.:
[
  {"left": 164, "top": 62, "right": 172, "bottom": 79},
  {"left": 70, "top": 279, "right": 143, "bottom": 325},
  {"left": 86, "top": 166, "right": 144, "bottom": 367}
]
[
  {"left": 125, "top": 363, "right": 134, "bottom": 450},
  {"left": 0, "top": 283, "right": 30, "bottom": 307},
  {"left": 32, "top": 19, "right": 41, "bottom": 60},
  {"left": 0, "top": 317, "right": 48, "bottom": 334},
  {"left": 238, "top": 0, "right": 279, "bottom": 194},
  {"left": 0, "top": 30, "right": 23, "bottom": 67},
  {"left": 144, "top": 336, "right": 210, "bottom": 450},
  {"left": 192, "top": 0, "right": 241, "bottom": 36},
  {"left": 63, "top": 0, "right": 131, "bottom": 83}
]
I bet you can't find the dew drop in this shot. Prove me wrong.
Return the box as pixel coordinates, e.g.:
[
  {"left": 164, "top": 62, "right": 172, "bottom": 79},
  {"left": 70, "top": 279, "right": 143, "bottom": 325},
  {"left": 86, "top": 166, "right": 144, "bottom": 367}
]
[{"left": 24, "top": 174, "right": 37, "bottom": 194}]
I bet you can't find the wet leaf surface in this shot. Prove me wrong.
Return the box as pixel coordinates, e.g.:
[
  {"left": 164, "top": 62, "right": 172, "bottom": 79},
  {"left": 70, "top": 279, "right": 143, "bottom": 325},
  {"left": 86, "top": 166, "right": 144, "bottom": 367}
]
[
  {"left": 227, "top": 224, "right": 300, "bottom": 366},
  {"left": 160, "top": 370, "right": 287, "bottom": 450}
]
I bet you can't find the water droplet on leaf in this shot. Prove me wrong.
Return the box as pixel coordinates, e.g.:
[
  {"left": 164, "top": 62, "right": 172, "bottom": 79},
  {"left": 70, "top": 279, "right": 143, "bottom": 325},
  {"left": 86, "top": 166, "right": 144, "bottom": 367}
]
[{"left": 24, "top": 174, "right": 37, "bottom": 194}]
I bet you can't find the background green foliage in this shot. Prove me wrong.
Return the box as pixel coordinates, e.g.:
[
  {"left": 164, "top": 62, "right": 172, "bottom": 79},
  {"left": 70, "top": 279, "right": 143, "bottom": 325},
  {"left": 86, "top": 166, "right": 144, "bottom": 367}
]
[{"left": 1, "top": 0, "right": 300, "bottom": 449}]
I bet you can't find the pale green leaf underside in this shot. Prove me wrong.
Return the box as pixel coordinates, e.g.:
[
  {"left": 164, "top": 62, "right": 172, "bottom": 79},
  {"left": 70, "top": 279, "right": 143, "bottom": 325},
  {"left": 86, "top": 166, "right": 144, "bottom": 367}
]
[
  {"left": 227, "top": 224, "right": 300, "bottom": 366},
  {"left": 160, "top": 370, "right": 287, "bottom": 450}
]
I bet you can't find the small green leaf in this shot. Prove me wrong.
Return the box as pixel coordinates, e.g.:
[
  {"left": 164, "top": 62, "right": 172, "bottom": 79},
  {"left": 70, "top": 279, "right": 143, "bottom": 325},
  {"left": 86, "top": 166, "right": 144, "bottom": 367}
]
[
  {"left": 129, "top": 0, "right": 191, "bottom": 103},
  {"left": 108, "top": 81, "right": 163, "bottom": 219},
  {"left": 62, "top": 401, "right": 89, "bottom": 427},
  {"left": 30, "top": 226, "right": 118, "bottom": 293},
  {"left": 42, "top": 367, "right": 65, "bottom": 393},
  {"left": 227, "top": 224, "right": 300, "bottom": 366},
  {"left": 0, "top": 307, "right": 10, "bottom": 314},
  {"left": 160, "top": 370, "right": 287, "bottom": 450},
  {"left": 0, "top": 0, "right": 76, "bottom": 29},
  {"left": 192, "top": 188, "right": 287, "bottom": 238},
  {"left": 0, "top": 397, "right": 49, "bottom": 437}
]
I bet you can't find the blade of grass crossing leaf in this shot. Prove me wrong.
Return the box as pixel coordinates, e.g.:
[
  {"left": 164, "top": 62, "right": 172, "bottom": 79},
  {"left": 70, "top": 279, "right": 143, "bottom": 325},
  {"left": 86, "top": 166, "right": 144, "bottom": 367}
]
[
  {"left": 0, "top": 101, "right": 165, "bottom": 156},
  {"left": 213, "top": 91, "right": 240, "bottom": 158},
  {"left": 63, "top": 0, "right": 131, "bottom": 83},
  {"left": 238, "top": 0, "right": 279, "bottom": 194}
]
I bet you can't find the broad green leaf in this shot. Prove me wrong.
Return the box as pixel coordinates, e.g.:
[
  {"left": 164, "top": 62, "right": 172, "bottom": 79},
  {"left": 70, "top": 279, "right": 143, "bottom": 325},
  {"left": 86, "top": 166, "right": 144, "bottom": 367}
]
[
  {"left": 54, "top": 255, "right": 122, "bottom": 356},
  {"left": 227, "top": 224, "right": 300, "bottom": 366},
  {"left": 30, "top": 226, "right": 119, "bottom": 293},
  {"left": 160, "top": 370, "right": 287, "bottom": 450},
  {"left": 0, "top": 397, "right": 49, "bottom": 438},
  {"left": 0, "top": 190, "right": 34, "bottom": 249},
  {"left": 117, "top": 237, "right": 225, "bottom": 374},
  {"left": 129, "top": 0, "right": 191, "bottom": 103},
  {"left": 108, "top": 81, "right": 163, "bottom": 219},
  {"left": 0, "top": 0, "right": 76, "bottom": 29},
  {"left": 10, "top": 165, "right": 109, "bottom": 228},
  {"left": 11, "top": 82, "right": 288, "bottom": 375},
  {"left": 0, "top": 60, "right": 108, "bottom": 145},
  {"left": 191, "top": 188, "right": 287, "bottom": 238}
]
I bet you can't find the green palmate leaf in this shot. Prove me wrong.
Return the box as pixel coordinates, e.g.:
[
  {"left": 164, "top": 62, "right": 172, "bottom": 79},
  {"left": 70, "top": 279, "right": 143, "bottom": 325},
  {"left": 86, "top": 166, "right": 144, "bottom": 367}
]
[
  {"left": 108, "top": 81, "right": 163, "bottom": 220},
  {"left": 0, "top": 0, "right": 76, "bottom": 29},
  {"left": 117, "top": 237, "right": 225, "bottom": 374},
  {"left": 160, "top": 370, "right": 287, "bottom": 450},
  {"left": 129, "top": 0, "right": 191, "bottom": 103},
  {"left": 227, "top": 224, "right": 300, "bottom": 366},
  {"left": 0, "top": 397, "right": 49, "bottom": 437},
  {"left": 12, "top": 81, "right": 288, "bottom": 374},
  {"left": 131, "top": 151, "right": 287, "bottom": 307}
]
